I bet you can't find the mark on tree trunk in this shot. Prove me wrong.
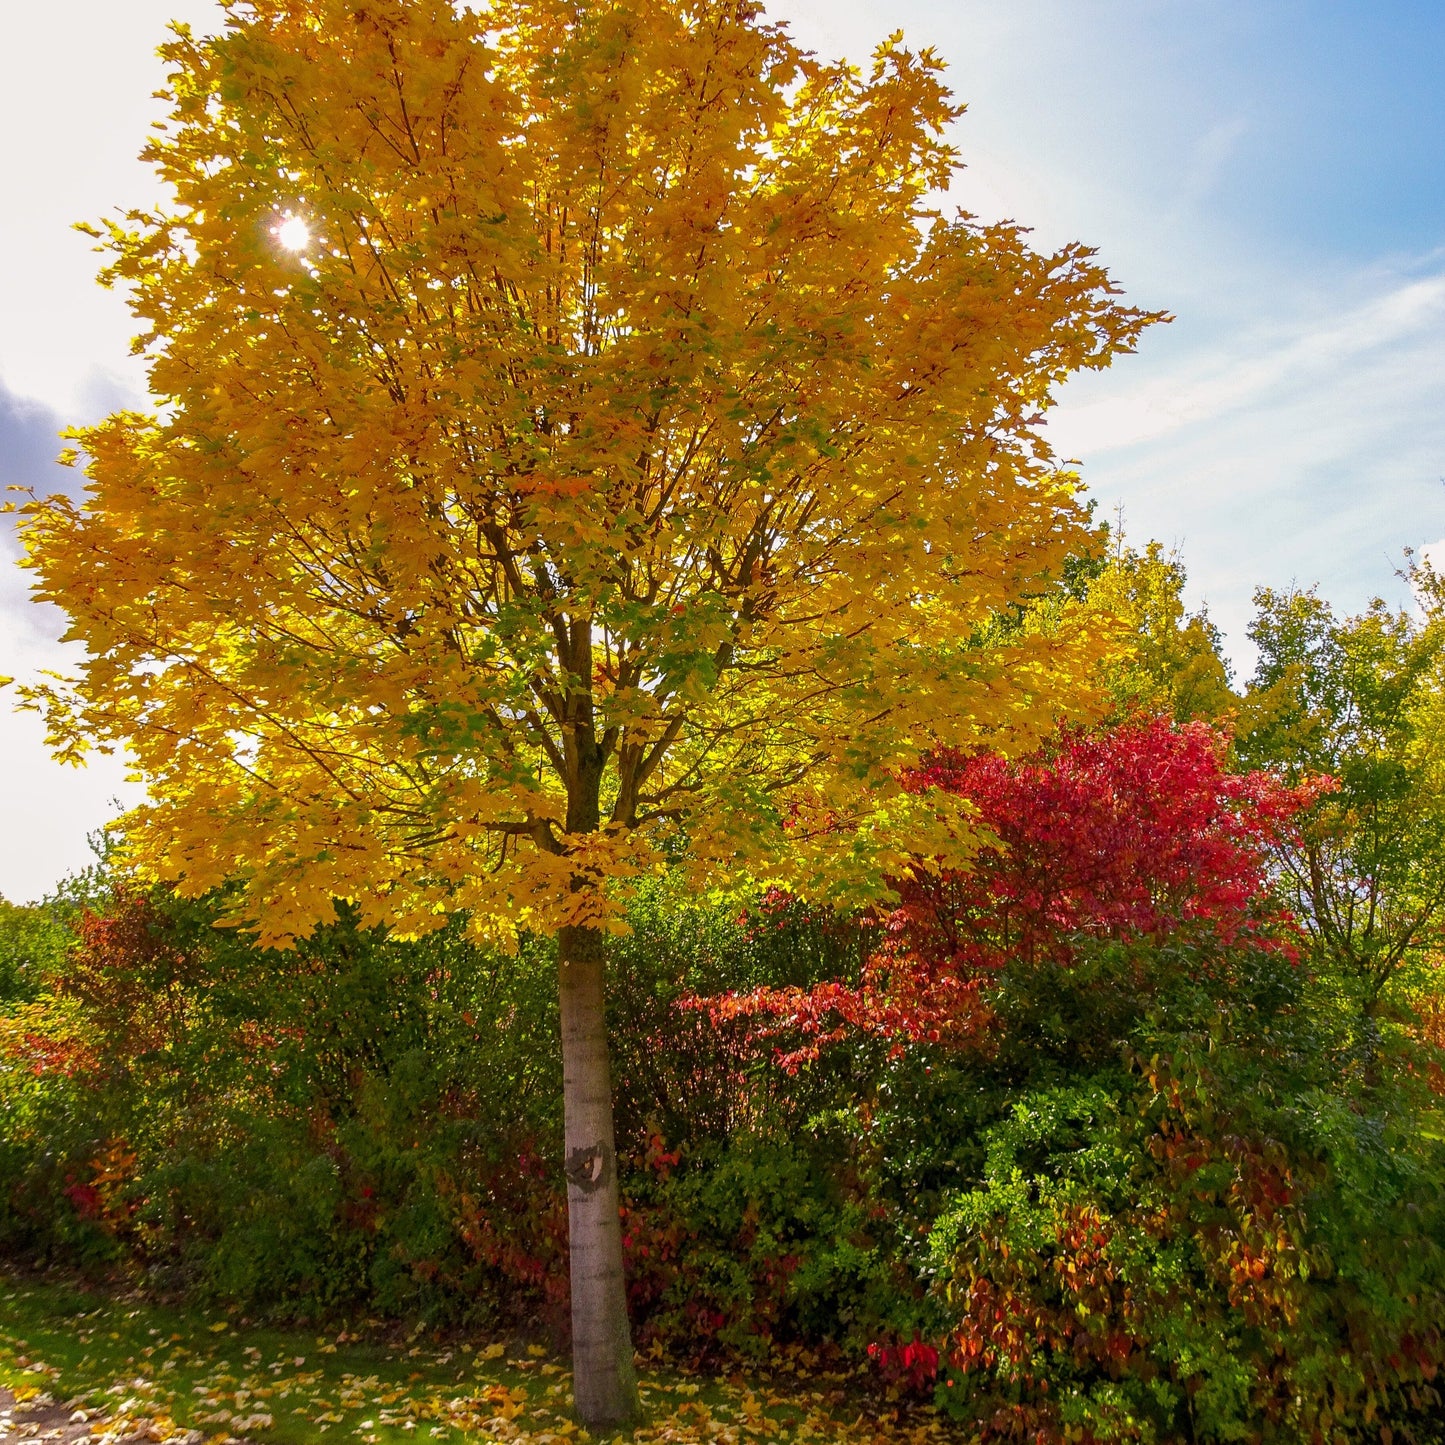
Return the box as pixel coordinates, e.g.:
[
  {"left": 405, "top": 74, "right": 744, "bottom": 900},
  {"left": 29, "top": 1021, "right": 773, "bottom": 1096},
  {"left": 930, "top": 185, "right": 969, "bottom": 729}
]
[{"left": 564, "top": 1140, "right": 612, "bottom": 1192}]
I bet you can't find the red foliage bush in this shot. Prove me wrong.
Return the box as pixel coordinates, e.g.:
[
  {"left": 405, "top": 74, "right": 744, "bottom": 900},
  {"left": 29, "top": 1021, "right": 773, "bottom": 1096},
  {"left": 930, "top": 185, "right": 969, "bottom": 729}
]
[{"left": 702, "top": 718, "right": 1318, "bottom": 1064}]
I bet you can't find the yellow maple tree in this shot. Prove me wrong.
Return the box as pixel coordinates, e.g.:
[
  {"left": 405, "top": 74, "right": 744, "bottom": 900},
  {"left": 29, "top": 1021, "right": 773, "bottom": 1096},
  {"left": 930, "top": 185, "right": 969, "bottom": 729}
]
[{"left": 20, "top": 0, "right": 1155, "bottom": 1422}]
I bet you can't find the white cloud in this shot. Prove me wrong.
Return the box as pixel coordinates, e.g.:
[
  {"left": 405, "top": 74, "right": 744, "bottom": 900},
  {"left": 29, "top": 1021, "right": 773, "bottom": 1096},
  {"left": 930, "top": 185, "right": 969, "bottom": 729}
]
[
  {"left": 0, "top": 652, "right": 142, "bottom": 906},
  {"left": 0, "top": 556, "right": 144, "bottom": 907},
  {"left": 1048, "top": 261, "right": 1445, "bottom": 671},
  {"left": 1173, "top": 117, "right": 1251, "bottom": 218},
  {"left": 1053, "top": 271, "right": 1445, "bottom": 458}
]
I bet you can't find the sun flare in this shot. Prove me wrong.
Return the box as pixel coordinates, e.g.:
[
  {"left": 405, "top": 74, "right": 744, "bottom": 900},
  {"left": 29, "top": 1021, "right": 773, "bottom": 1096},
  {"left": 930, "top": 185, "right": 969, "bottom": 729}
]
[{"left": 273, "top": 214, "right": 311, "bottom": 252}]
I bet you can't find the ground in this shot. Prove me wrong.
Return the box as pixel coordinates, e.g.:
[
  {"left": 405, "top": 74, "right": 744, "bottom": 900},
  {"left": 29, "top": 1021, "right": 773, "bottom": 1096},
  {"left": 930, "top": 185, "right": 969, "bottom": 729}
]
[{"left": 0, "top": 1274, "right": 964, "bottom": 1445}]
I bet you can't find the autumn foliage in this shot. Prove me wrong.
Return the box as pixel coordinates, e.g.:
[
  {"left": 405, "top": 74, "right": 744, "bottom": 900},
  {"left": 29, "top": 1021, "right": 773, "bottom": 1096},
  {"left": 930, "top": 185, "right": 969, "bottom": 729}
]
[
  {"left": 707, "top": 717, "right": 1316, "bottom": 1063},
  {"left": 3, "top": 0, "right": 1445, "bottom": 1435},
  {"left": 3, "top": 716, "right": 1445, "bottom": 1440},
  {"left": 20, "top": 0, "right": 1156, "bottom": 947}
]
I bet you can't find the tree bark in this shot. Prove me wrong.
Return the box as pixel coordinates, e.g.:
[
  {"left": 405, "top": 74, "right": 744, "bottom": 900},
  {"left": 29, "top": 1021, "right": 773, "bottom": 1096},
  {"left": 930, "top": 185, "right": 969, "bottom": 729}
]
[{"left": 557, "top": 921, "right": 638, "bottom": 1429}]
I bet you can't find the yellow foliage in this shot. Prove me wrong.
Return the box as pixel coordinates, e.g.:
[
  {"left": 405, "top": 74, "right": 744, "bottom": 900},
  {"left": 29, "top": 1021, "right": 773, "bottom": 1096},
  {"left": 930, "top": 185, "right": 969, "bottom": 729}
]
[
  {"left": 1083, "top": 539, "right": 1237, "bottom": 722},
  {"left": 20, "top": 0, "right": 1157, "bottom": 944}
]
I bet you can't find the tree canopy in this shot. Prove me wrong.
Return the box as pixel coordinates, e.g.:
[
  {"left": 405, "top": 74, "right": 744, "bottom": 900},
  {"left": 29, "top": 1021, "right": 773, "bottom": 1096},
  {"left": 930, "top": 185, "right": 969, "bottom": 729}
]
[
  {"left": 22, "top": 0, "right": 1153, "bottom": 947},
  {"left": 1238, "top": 573, "right": 1445, "bottom": 1009}
]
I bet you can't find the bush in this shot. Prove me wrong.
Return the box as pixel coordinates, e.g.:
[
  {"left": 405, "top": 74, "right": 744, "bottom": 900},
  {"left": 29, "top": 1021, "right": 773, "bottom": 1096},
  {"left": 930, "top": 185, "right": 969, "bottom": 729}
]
[
  {"left": 0, "top": 886, "right": 567, "bottom": 1324},
  {"left": 926, "top": 938, "right": 1445, "bottom": 1442},
  {"left": 3, "top": 721, "right": 1445, "bottom": 1444},
  {"left": 0, "top": 874, "right": 883, "bottom": 1345}
]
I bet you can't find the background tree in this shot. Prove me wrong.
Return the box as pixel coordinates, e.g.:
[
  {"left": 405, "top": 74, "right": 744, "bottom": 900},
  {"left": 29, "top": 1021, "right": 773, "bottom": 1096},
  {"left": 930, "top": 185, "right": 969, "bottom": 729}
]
[
  {"left": 1236, "top": 575, "right": 1445, "bottom": 1016},
  {"left": 995, "top": 528, "right": 1236, "bottom": 722},
  {"left": 1083, "top": 539, "right": 1236, "bottom": 721},
  {"left": 19, "top": 0, "right": 1152, "bottom": 1421}
]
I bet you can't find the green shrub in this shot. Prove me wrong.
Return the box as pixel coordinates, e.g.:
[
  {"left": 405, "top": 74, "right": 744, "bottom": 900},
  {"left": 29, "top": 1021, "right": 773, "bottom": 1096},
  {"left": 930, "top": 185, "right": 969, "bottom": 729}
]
[{"left": 926, "top": 939, "right": 1445, "bottom": 1442}]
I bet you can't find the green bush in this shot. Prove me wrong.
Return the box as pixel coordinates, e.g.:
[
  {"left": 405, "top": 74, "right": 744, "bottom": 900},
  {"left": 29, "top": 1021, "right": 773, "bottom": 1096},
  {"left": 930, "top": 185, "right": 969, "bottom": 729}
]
[
  {"left": 925, "top": 938, "right": 1445, "bottom": 1442},
  {"left": 3, "top": 864, "right": 1444, "bottom": 1445}
]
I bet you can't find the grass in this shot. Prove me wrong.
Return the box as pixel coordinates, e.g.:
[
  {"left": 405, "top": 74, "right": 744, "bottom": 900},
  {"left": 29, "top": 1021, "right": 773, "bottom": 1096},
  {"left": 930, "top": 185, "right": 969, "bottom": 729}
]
[{"left": 0, "top": 1271, "right": 965, "bottom": 1444}]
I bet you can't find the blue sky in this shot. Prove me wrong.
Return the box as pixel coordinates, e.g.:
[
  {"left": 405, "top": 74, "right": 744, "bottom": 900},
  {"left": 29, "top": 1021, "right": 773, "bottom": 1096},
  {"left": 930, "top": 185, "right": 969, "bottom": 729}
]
[{"left": 2, "top": 1, "right": 1443, "bottom": 900}]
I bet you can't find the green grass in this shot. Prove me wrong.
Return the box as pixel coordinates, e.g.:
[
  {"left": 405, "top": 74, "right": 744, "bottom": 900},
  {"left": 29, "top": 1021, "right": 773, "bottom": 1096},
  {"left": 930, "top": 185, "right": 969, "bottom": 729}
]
[{"left": 0, "top": 1272, "right": 963, "bottom": 1444}]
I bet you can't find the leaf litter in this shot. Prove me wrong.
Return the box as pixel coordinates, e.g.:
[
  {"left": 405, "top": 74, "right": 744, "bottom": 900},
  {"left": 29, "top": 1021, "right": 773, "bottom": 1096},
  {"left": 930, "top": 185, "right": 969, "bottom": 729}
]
[{"left": 0, "top": 1276, "right": 967, "bottom": 1445}]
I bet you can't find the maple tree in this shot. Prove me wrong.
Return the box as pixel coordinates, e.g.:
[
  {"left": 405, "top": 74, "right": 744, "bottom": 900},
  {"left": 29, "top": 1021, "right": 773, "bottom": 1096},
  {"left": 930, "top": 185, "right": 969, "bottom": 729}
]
[{"left": 19, "top": 0, "right": 1154, "bottom": 1420}]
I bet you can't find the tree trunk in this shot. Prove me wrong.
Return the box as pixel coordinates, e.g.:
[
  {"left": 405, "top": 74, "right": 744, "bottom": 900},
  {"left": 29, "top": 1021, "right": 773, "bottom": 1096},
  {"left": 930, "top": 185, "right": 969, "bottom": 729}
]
[{"left": 557, "top": 922, "right": 638, "bottom": 1429}]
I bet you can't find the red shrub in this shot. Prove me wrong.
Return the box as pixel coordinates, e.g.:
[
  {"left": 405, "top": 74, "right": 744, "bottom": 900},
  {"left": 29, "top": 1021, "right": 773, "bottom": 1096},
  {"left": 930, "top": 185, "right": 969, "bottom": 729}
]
[{"left": 701, "top": 718, "right": 1319, "bottom": 1064}]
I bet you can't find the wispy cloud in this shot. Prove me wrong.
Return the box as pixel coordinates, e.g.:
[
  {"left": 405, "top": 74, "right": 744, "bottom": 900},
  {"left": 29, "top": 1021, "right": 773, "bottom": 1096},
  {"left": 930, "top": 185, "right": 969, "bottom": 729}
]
[
  {"left": 1049, "top": 262, "right": 1445, "bottom": 667},
  {"left": 1163, "top": 116, "right": 1252, "bottom": 229},
  {"left": 1054, "top": 271, "right": 1445, "bottom": 457}
]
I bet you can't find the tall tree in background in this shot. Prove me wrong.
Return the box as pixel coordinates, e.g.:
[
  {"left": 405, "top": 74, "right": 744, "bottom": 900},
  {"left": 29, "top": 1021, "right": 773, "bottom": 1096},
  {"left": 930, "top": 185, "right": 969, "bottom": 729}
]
[
  {"left": 1084, "top": 539, "right": 1236, "bottom": 721},
  {"left": 20, "top": 0, "right": 1152, "bottom": 1421},
  {"left": 1238, "top": 573, "right": 1445, "bottom": 1014}
]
